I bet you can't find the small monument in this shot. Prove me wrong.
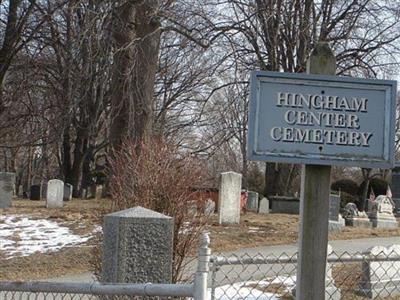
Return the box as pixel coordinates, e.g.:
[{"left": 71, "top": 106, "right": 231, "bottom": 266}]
[
  {"left": 246, "top": 191, "right": 259, "bottom": 212},
  {"left": 102, "top": 206, "right": 173, "bottom": 284},
  {"left": 30, "top": 185, "right": 41, "bottom": 200},
  {"left": 368, "top": 195, "right": 398, "bottom": 228},
  {"left": 204, "top": 199, "right": 215, "bottom": 215},
  {"left": 0, "top": 172, "right": 15, "bottom": 209},
  {"left": 63, "top": 183, "right": 73, "bottom": 201},
  {"left": 46, "top": 179, "right": 64, "bottom": 208},
  {"left": 259, "top": 197, "right": 269, "bottom": 214},
  {"left": 218, "top": 171, "right": 242, "bottom": 225},
  {"left": 328, "top": 194, "right": 344, "bottom": 232},
  {"left": 344, "top": 203, "right": 372, "bottom": 228},
  {"left": 359, "top": 245, "right": 400, "bottom": 298}
]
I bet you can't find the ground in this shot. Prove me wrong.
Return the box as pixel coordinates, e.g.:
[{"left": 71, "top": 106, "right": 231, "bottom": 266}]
[{"left": 1, "top": 199, "right": 400, "bottom": 281}]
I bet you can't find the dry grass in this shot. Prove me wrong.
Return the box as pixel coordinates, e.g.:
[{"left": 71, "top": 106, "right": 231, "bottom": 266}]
[{"left": 1, "top": 200, "right": 400, "bottom": 280}]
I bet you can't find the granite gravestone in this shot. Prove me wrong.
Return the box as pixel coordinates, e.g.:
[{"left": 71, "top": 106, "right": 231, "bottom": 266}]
[
  {"left": 269, "top": 196, "right": 300, "bottom": 214},
  {"left": 30, "top": 185, "right": 41, "bottom": 200},
  {"left": 218, "top": 172, "right": 242, "bottom": 225},
  {"left": 102, "top": 206, "right": 173, "bottom": 284},
  {"left": 247, "top": 191, "right": 259, "bottom": 212},
  {"left": 259, "top": 197, "right": 269, "bottom": 214},
  {"left": 0, "top": 172, "right": 15, "bottom": 208},
  {"left": 328, "top": 195, "right": 344, "bottom": 232},
  {"left": 359, "top": 245, "right": 400, "bottom": 298},
  {"left": 46, "top": 179, "right": 64, "bottom": 208},
  {"left": 368, "top": 195, "right": 398, "bottom": 228},
  {"left": 204, "top": 199, "right": 215, "bottom": 215},
  {"left": 63, "top": 183, "right": 73, "bottom": 201},
  {"left": 344, "top": 203, "right": 372, "bottom": 228}
]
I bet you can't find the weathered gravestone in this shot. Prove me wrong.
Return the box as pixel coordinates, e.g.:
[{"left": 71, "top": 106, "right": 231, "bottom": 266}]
[
  {"left": 359, "top": 245, "right": 400, "bottom": 298},
  {"left": 30, "top": 185, "right": 41, "bottom": 200},
  {"left": 46, "top": 179, "right": 64, "bottom": 208},
  {"left": 218, "top": 171, "right": 242, "bottom": 225},
  {"left": 328, "top": 195, "right": 344, "bottom": 232},
  {"left": 204, "top": 199, "right": 215, "bottom": 215},
  {"left": 270, "top": 196, "right": 300, "bottom": 214},
  {"left": 102, "top": 206, "right": 173, "bottom": 284},
  {"left": 259, "top": 197, "right": 269, "bottom": 214},
  {"left": 63, "top": 183, "right": 73, "bottom": 201},
  {"left": 344, "top": 203, "right": 372, "bottom": 228},
  {"left": 246, "top": 191, "right": 259, "bottom": 212},
  {"left": 368, "top": 195, "right": 398, "bottom": 228},
  {"left": 0, "top": 172, "right": 15, "bottom": 208}
]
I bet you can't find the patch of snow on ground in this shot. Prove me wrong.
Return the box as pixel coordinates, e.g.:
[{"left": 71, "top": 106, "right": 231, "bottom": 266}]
[
  {"left": 211, "top": 282, "right": 280, "bottom": 300},
  {"left": 211, "top": 275, "right": 297, "bottom": 300},
  {"left": 0, "top": 215, "right": 98, "bottom": 259}
]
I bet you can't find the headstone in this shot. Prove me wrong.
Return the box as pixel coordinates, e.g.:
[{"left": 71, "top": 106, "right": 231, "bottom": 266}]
[
  {"left": 0, "top": 172, "right": 15, "bottom": 208},
  {"left": 368, "top": 195, "right": 398, "bottom": 228},
  {"left": 63, "top": 183, "right": 73, "bottom": 201},
  {"left": 204, "top": 199, "right": 215, "bottom": 215},
  {"left": 246, "top": 191, "right": 259, "bottom": 212},
  {"left": 95, "top": 185, "right": 103, "bottom": 199},
  {"left": 102, "top": 206, "right": 173, "bottom": 284},
  {"left": 359, "top": 245, "right": 400, "bottom": 298},
  {"left": 269, "top": 196, "right": 300, "bottom": 214},
  {"left": 218, "top": 172, "right": 242, "bottom": 225},
  {"left": 30, "top": 185, "right": 41, "bottom": 200},
  {"left": 329, "top": 195, "right": 340, "bottom": 221},
  {"left": 328, "top": 195, "right": 344, "bottom": 232},
  {"left": 46, "top": 179, "right": 64, "bottom": 208},
  {"left": 259, "top": 197, "right": 269, "bottom": 214},
  {"left": 343, "top": 202, "right": 372, "bottom": 228}
]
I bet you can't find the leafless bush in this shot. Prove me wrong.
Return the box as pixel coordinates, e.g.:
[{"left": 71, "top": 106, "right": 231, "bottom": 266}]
[{"left": 108, "top": 138, "right": 209, "bottom": 282}]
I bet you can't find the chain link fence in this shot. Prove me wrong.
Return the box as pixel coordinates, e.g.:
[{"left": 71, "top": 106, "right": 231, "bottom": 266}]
[{"left": 210, "top": 247, "right": 400, "bottom": 300}]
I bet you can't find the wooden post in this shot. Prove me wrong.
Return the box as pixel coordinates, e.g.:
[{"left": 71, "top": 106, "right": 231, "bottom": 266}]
[{"left": 296, "top": 43, "right": 336, "bottom": 300}]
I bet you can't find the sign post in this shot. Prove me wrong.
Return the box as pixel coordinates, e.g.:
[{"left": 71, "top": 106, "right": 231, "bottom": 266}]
[
  {"left": 247, "top": 42, "right": 396, "bottom": 300},
  {"left": 296, "top": 42, "right": 336, "bottom": 300}
]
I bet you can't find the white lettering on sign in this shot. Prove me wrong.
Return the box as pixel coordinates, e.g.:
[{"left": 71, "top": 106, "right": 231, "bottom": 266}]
[{"left": 271, "top": 92, "right": 373, "bottom": 147}]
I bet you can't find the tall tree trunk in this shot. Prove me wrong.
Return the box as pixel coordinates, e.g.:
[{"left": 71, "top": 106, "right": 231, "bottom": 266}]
[{"left": 109, "top": 0, "right": 161, "bottom": 149}]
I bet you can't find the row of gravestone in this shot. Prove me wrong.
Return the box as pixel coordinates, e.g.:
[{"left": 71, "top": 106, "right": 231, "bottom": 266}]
[
  {"left": 343, "top": 195, "right": 398, "bottom": 229},
  {"left": 30, "top": 181, "right": 73, "bottom": 203}
]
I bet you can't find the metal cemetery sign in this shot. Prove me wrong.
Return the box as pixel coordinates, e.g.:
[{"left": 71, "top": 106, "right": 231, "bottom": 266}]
[{"left": 248, "top": 71, "right": 397, "bottom": 168}]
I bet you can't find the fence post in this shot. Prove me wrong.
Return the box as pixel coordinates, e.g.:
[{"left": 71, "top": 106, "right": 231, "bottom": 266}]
[{"left": 194, "top": 232, "right": 211, "bottom": 300}]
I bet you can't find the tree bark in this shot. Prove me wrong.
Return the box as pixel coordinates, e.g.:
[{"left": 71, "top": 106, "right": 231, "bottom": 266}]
[{"left": 109, "top": 0, "right": 161, "bottom": 149}]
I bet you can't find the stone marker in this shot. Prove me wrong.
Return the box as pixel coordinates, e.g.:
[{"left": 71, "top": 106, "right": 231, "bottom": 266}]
[
  {"left": 246, "top": 191, "right": 259, "bottom": 212},
  {"left": 328, "top": 195, "right": 344, "bottom": 232},
  {"left": 46, "top": 179, "right": 64, "bottom": 208},
  {"left": 270, "top": 196, "right": 300, "bottom": 214},
  {"left": 0, "top": 172, "right": 15, "bottom": 209},
  {"left": 259, "top": 197, "right": 269, "bottom": 214},
  {"left": 368, "top": 195, "right": 398, "bottom": 228},
  {"left": 102, "top": 206, "right": 173, "bottom": 284},
  {"left": 204, "top": 199, "right": 215, "bottom": 215},
  {"left": 218, "top": 172, "right": 242, "bottom": 225},
  {"left": 359, "top": 245, "right": 400, "bottom": 298},
  {"left": 30, "top": 185, "right": 41, "bottom": 200},
  {"left": 63, "top": 183, "right": 73, "bottom": 201},
  {"left": 344, "top": 202, "right": 372, "bottom": 228}
]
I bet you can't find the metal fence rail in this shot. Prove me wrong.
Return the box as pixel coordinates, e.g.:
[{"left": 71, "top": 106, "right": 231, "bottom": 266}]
[
  {"left": 0, "top": 282, "right": 194, "bottom": 299},
  {"left": 210, "top": 248, "right": 400, "bottom": 300}
]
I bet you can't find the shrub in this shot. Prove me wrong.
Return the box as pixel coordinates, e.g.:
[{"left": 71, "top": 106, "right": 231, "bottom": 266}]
[
  {"left": 108, "top": 138, "right": 208, "bottom": 282},
  {"left": 358, "top": 178, "right": 388, "bottom": 197},
  {"left": 331, "top": 179, "right": 359, "bottom": 196}
]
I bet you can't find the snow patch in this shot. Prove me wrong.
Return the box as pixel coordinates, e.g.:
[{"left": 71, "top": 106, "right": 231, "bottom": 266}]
[{"left": 0, "top": 215, "right": 99, "bottom": 259}]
